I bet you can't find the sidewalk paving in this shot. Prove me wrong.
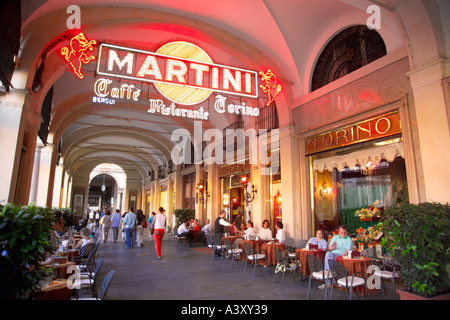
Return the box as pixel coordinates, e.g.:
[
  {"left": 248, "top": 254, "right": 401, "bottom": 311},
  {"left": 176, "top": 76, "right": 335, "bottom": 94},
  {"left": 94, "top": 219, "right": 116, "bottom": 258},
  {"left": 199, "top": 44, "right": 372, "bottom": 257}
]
[{"left": 94, "top": 232, "right": 401, "bottom": 301}]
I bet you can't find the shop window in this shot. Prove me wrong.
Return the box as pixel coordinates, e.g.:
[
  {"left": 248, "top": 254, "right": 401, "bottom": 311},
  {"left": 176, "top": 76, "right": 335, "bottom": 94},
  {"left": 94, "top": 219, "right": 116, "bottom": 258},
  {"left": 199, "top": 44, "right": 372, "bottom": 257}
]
[
  {"left": 311, "top": 25, "right": 386, "bottom": 92},
  {"left": 183, "top": 172, "right": 196, "bottom": 209},
  {"left": 311, "top": 141, "right": 408, "bottom": 235}
]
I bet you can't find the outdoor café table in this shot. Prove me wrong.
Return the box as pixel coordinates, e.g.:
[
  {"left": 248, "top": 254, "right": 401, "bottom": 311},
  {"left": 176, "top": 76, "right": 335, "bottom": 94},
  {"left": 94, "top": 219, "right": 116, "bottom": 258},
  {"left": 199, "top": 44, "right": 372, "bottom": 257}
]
[
  {"left": 295, "top": 248, "right": 325, "bottom": 278},
  {"left": 36, "top": 279, "right": 72, "bottom": 300},
  {"left": 55, "top": 249, "right": 79, "bottom": 263},
  {"left": 50, "top": 261, "right": 76, "bottom": 280},
  {"left": 190, "top": 229, "right": 199, "bottom": 242},
  {"left": 336, "top": 255, "right": 377, "bottom": 296},
  {"left": 261, "top": 242, "right": 286, "bottom": 266},
  {"left": 241, "top": 239, "right": 263, "bottom": 262},
  {"left": 221, "top": 235, "right": 241, "bottom": 244}
]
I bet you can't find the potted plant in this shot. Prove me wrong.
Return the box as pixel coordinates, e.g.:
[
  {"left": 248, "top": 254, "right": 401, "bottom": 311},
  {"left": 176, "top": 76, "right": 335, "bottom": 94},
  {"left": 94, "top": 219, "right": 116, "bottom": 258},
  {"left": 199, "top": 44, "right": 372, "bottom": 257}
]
[
  {"left": 174, "top": 209, "right": 195, "bottom": 229},
  {"left": 0, "top": 203, "right": 55, "bottom": 299},
  {"left": 380, "top": 202, "right": 450, "bottom": 299}
]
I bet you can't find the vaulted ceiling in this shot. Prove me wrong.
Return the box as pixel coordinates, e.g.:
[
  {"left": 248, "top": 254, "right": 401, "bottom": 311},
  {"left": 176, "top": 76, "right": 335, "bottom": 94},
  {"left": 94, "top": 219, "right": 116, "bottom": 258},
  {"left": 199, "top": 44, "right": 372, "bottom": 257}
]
[{"left": 17, "top": 0, "right": 443, "bottom": 183}]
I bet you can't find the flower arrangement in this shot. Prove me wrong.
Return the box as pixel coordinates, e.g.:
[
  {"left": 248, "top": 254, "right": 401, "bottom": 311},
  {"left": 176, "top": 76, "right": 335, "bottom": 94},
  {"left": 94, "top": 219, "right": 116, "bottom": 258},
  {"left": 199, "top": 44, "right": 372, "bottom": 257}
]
[
  {"left": 354, "top": 200, "right": 382, "bottom": 220},
  {"left": 356, "top": 224, "right": 383, "bottom": 244}
]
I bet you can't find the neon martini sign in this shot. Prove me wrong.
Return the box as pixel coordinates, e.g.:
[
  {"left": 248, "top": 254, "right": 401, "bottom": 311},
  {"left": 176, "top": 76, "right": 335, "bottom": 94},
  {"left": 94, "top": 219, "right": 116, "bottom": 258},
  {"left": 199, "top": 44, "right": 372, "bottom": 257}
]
[{"left": 62, "top": 32, "right": 282, "bottom": 119}]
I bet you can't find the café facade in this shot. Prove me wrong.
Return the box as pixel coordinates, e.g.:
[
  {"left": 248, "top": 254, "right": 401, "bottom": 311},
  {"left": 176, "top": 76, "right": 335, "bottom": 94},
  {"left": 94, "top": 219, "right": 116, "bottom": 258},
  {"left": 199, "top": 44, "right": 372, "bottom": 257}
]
[{"left": 0, "top": 0, "right": 449, "bottom": 244}]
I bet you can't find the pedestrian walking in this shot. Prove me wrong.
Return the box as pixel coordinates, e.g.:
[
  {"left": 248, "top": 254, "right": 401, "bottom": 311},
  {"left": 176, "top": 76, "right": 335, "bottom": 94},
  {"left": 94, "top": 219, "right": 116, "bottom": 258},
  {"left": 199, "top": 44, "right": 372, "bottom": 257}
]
[
  {"left": 150, "top": 207, "right": 167, "bottom": 259},
  {"left": 122, "top": 209, "right": 137, "bottom": 249},
  {"left": 101, "top": 209, "right": 112, "bottom": 243},
  {"left": 136, "top": 209, "right": 145, "bottom": 248},
  {"left": 111, "top": 209, "right": 121, "bottom": 243},
  {"left": 147, "top": 211, "right": 156, "bottom": 241}
]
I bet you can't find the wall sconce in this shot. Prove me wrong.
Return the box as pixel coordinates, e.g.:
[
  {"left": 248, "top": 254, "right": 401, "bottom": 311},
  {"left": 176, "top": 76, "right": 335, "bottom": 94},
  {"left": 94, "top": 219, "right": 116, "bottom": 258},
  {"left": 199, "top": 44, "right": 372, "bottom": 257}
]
[
  {"left": 274, "top": 190, "right": 282, "bottom": 206},
  {"left": 319, "top": 183, "right": 332, "bottom": 200},
  {"left": 240, "top": 174, "right": 257, "bottom": 203},
  {"left": 197, "top": 180, "right": 209, "bottom": 203},
  {"left": 222, "top": 193, "right": 230, "bottom": 207}
]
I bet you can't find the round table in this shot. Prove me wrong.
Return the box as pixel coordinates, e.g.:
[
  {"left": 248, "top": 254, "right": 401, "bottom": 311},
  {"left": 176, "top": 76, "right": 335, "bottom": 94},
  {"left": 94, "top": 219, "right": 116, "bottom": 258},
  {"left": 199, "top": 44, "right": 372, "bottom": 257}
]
[
  {"left": 336, "top": 255, "right": 377, "bottom": 296},
  {"left": 36, "top": 280, "right": 73, "bottom": 300},
  {"left": 295, "top": 248, "right": 325, "bottom": 277},
  {"left": 261, "top": 242, "right": 286, "bottom": 266},
  {"left": 190, "top": 229, "right": 199, "bottom": 242}
]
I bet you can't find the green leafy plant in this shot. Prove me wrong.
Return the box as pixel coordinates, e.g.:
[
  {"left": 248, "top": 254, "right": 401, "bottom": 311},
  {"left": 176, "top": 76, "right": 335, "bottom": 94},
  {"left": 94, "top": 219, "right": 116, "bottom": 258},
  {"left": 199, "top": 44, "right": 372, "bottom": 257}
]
[
  {"left": 380, "top": 202, "right": 450, "bottom": 297},
  {"left": 52, "top": 207, "right": 77, "bottom": 229},
  {"left": 174, "top": 209, "right": 195, "bottom": 229},
  {"left": 0, "top": 204, "right": 55, "bottom": 299}
]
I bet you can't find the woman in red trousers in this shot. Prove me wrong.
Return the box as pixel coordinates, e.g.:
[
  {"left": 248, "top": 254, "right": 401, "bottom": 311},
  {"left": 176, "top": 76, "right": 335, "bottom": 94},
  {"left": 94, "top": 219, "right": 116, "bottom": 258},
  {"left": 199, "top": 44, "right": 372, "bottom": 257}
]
[{"left": 150, "top": 207, "right": 167, "bottom": 259}]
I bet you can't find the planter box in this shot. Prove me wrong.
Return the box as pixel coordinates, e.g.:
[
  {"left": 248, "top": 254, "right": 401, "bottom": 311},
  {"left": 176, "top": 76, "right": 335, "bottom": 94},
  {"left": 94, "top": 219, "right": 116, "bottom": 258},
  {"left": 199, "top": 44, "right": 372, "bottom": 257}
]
[
  {"left": 360, "top": 217, "right": 381, "bottom": 222},
  {"left": 397, "top": 288, "right": 450, "bottom": 300}
]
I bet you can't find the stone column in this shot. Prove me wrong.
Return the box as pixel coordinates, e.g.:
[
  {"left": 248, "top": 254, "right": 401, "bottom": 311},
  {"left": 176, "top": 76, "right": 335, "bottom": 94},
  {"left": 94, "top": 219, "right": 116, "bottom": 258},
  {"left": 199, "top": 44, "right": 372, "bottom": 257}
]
[{"left": 408, "top": 60, "right": 450, "bottom": 203}]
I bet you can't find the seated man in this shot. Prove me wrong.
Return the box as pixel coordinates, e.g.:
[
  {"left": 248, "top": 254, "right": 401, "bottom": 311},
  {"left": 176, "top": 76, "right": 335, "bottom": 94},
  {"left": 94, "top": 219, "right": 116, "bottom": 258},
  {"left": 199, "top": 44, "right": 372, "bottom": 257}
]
[
  {"left": 177, "top": 220, "right": 194, "bottom": 247},
  {"left": 320, "top": 225, "right": 353, "bottom": 289},
  {"left": 198, "top": 219, "right": 211, "bottom": 243}
]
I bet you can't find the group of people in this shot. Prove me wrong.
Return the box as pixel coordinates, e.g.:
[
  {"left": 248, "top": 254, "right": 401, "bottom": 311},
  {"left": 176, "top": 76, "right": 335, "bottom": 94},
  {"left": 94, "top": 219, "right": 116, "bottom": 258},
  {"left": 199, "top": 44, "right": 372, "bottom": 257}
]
[
  {"left": 214, "top": 210, "right": 287, "bottom": 243},
  {"left": 306, "top": 225, "right": 354, "bottom": 290},
  {"left": 75, "top": 206, "right": 168, "bottom": 260}
]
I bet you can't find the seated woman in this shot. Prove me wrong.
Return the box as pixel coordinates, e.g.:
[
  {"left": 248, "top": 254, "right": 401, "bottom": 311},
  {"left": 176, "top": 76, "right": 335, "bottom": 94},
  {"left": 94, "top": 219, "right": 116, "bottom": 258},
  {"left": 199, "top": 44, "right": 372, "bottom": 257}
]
[
  {"left": 258, "top": 219, "right": 273, "bottom": 240},
  {"left": 307, "top": 229, "right": 328, "bottom": 250},
  {"left": 74, "top": 227, "right": 94, "bottom": 250},
  {"left": 192, "top": 219, "right": 201, "bottom": 231},
  {"left": 275, "top": 221, "right": 287, "bottom": 243},
  {"left": 52, "top": 217, "right": 66, "bottom": 237}
]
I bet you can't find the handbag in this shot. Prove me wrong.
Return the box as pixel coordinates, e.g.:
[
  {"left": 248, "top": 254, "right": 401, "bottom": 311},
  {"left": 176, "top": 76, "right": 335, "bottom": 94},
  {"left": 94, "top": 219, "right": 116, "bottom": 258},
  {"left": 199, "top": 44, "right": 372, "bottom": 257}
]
[{"left": 142, "top": 221, "right": 148, "bottom": 228}]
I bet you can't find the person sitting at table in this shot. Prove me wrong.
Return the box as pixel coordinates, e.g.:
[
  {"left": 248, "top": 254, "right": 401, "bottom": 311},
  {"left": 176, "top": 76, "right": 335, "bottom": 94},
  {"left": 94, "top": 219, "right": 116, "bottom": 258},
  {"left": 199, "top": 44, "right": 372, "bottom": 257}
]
[
  {"left": 74, "top": 227, "right": 94, "bottom": 250},
  {"left": 307, "top": 229, "right": 328, "bottom": 250},
  {"left": 320, "top": 224, "right": 353, "bottom": 289},
  {"left": 86, "top": 218, "right": 95, "bottom": 233},
  {"left": 52, "top": 217, "right": 66, "bottom": 237},
  {"left": 198, "top": 219, "right": 211, "bottom": 243},
  {"left": 275, "top": 221, "right": 287, "bottom": 243},
  {"left": 258, "top": 219, "right": 272, "bottom": 240},
  {"left": 192, "top": 219, "right": 201, "bottom": 231},
  {"left": 177, "top": 220, "right": 194, "bottom": 247}
]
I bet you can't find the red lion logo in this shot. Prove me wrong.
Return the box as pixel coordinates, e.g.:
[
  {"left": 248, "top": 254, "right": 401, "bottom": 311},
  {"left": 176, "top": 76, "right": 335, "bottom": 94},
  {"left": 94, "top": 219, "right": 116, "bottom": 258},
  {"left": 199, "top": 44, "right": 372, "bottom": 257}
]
[
  {"left": 259, "top": 69, "right": 282, "bottom": 106},
  {"left": 61, "top": 32, "right": 97, "bottom": 79}
]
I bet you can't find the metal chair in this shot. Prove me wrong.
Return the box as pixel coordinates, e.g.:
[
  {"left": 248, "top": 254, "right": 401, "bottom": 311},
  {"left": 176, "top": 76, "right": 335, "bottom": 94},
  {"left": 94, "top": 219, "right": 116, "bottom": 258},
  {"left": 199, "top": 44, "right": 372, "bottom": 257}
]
[
  {"left": 74, "top": 270, "right": 115, "bottom": 300},
  {"left": 212, "top": 234, "right": 226, "bottom": 262},
  {"left": 328, "top": 259, "right": 368, "bottom": 300},
  {"left": 205, "top": 232, "right": 215, "bottom": 257},
  {"left": 72, "top": 242, "right": 95, "bottom": 267},
  {"left": 222, "top": 238, "right": 243, "bottom": 269},
  {"left": 306, "top": 254, "right": 333, "bottom": 300},
  {"left": 175, "top": 234, "right": 187, "bottom": 247},
  {"left": 73, "top": 255, "right": 105, "bottom": 299},
  {"left": 273, "top": 248, "right": 297, "bottom": 289},
  {"left": 373, "top": 254, "right": 401, "bottom": 299},
  {"left": 243, "top": 242, "right": 267, "bottom": 279}
]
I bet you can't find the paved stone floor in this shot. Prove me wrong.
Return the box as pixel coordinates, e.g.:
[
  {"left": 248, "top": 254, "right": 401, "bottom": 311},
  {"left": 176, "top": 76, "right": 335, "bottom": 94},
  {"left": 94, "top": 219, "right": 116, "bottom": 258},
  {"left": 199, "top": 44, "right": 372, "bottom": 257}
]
[{"left": 93, "top": 230, "right": 402, "bottom": 302}]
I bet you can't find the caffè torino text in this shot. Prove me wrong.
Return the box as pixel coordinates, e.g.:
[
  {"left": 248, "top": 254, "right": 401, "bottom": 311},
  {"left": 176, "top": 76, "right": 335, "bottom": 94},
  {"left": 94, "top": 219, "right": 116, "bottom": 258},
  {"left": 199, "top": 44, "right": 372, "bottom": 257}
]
[{"left": 305, "top": 111, "right": 401, "bottom": 155}]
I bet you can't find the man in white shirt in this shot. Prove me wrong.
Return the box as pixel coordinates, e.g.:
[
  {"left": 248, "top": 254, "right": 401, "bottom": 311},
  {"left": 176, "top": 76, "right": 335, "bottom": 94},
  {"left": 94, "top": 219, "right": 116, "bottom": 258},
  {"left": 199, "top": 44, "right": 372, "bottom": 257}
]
[
  {"left": 244, "top": 221, "right": 257, "bottom": 238},
  {"left": 214, "top": 211, "right": 231, "bottom": 237},
  {"left": 199, "top": 219, "right": 211, "bottom": 244},
  {"left": 177, "top": 220, "right": 193, "bottom": 246},
  {"left": 275, "top": 221, "right": 287, "bottom": 243}
]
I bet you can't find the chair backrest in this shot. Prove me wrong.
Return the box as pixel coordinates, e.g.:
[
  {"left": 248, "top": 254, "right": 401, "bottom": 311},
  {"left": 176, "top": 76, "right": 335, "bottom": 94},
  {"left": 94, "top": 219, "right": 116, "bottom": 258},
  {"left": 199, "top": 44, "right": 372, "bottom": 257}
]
[
  {"left": 285, "top": 238, "right": 294, "bottom": 248},
  {"left": 94, "top": 255, "right": 105, "bottom": 276},
  {"left": 306, "top": 254, "right": 324, "bottom": 273},
  {"left": 383, "top": 254, "right": 401, "bottom": 271},
  {"left": 205, "top": 232, "right": 215, "bottom": 246},
  {"left": 273, "top": 248, "right": 284, "bottom": 264},
  {"left": 98, "top": 270, "right": 115, "bottom": 300},
  {"left": 79, "top": 243, "right": 95, "bottom": 258},
  {"left": 243, "top": 242, "right": 255, "bottom": 258},
  {"left": 361, "top": 248, "right": 376, "bottom": 259},
  {"left": 223, "top": 238, "right": 232, "bottom": 250},
  {"left": 328, "top": 260, "right": 347, "bottom": 280}
]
